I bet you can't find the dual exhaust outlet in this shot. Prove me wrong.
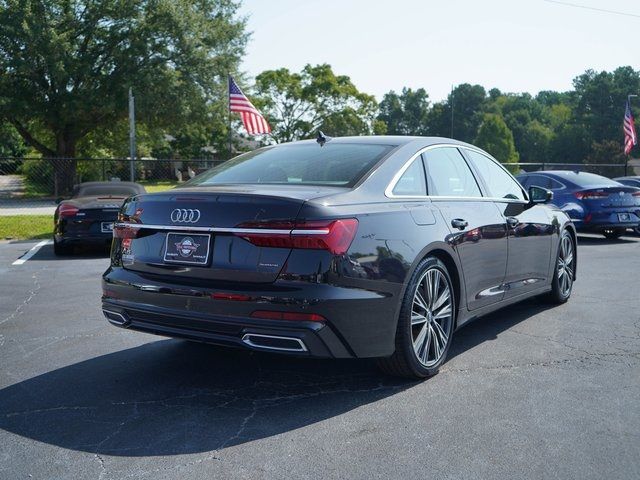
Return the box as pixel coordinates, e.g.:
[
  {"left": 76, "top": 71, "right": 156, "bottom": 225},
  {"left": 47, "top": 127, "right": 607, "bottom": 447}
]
[{"left": 102, "top": 309, "right": 308, "bottom": 353}]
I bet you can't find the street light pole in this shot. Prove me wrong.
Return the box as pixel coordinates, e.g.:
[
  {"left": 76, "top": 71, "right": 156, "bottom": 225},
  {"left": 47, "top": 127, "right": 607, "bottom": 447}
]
[{"left": 128, "top": 87, "right": 136, "bottom": 182}]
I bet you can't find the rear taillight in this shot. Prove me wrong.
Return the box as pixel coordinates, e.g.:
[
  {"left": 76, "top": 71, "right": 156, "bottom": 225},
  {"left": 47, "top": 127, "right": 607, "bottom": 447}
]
[
  {"left": 58, "top": 204, "right": 79, "bottom": 217},
  {"left": 250, "top": 310, "right": 326, "bottom": 322},
  {"left": 632, "top": 191, "right": 640, "bottom": 197},
  {"left": 574, "top": 191, "right": 608, "bottom": 200},
  {"left": 235, "top": 219, "right": 358, "bottom": 255},
  {"left": 113, "top": 225, "right": 141, "bottom": 239}
]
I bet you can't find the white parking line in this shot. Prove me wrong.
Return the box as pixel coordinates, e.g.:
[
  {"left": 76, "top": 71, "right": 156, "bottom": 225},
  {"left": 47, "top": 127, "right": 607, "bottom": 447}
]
[{"left": 12, "top": 240, "right": 53, "bottom": 265}]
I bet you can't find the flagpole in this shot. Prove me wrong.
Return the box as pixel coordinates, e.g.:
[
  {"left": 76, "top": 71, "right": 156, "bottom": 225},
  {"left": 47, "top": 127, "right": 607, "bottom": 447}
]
[
  {"left": 228, "top": 75, "right": 232, "bottom": 160},
  {"left": 626, "top": 94, "right": 638, "bottom": 176}
]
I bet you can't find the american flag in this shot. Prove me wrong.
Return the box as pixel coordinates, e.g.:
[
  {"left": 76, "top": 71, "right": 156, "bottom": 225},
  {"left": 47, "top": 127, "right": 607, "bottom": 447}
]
[
  {"left": 228, "top": 75, "right": 271, "bottom": 135},
  {"left": 623, "top": 99, "right": 637, "bottom": 155}
]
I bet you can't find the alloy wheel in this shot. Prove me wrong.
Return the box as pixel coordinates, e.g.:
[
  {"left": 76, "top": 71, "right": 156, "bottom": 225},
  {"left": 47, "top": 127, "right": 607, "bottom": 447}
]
[
  {"left": 557, "top": 234, "right": 574, "bottom": 297},
  {"left": 410, "top": 267, "right": 453, "bottom": 367}
]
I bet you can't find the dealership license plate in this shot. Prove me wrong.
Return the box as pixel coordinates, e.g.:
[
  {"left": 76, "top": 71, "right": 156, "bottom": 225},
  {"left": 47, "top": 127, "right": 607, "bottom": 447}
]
[
  {"left": 101, "top": 222, "right": 114, "bottom": 233},
  {"left": 163, "top": 233, "right": 211, "bottom": 266},
  {"left": 618, "top": 213, "right": 631, "bottom": 222}
]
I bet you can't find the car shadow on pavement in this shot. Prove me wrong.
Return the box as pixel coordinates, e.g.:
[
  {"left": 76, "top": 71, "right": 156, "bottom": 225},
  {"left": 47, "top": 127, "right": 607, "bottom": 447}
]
[
  {"left": 0, "top": 296, "right": 557, "bottom": 457},
  {"left": 31, "top": 243, "right": 111, "bottom": 260},
  {"left": 448, "top": 297, "right": 553, "bottom": 361},
  {"left": 0, "top": 340, "right": 414, "bottom": 457}
]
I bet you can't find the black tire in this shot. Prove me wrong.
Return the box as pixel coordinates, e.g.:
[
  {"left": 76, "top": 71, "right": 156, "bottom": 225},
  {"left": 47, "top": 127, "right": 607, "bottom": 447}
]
[
  {"left": 377, "top": 256, "right": 456, "bottom": 379},
  {"left": 602, "top": 228, "right": 625, "bottom": 239},
  {"left": 53, "top": 238, "right": 72, "bottom": 256},
  {"left": 547, "top": 230, "right": 575, "bottom": 304},
  {"left": 633, "top": 225, "right": 640, "bottom": 236}
]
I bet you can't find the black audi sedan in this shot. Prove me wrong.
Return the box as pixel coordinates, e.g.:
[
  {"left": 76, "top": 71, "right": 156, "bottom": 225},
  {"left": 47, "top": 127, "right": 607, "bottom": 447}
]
[
  {"left": 102, "top": 136, "right": 576, "bottom": 378},
  {"left": 54, "top": 181, "right": 146, "bottom": 255}
]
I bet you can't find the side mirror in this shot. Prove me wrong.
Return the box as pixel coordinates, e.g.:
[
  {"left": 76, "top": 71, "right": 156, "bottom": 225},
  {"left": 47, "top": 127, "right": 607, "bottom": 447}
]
[{"left": 528, "top": 185, "right": 553, "bottom": 204}]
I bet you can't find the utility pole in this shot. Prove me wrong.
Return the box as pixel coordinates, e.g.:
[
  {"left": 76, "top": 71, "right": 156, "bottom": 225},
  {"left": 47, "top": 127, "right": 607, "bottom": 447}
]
[
  {"left": 128, "top": 87, "right": 136, "bottom": 181},
  {"left": 450, "top": 84, "right": 455, "bottom": 139}
]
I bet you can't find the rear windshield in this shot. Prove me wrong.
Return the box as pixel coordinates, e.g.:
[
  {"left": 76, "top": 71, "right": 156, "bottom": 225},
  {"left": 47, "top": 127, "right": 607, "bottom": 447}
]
[
  {"left": 556, "top": 172, "right": 619, "bottom": 187},
  {"left": 185, "top": 143, "right": 395, "bottom": 188},
  {"left": 75, "top": 185, "right": 143, "bottom": 197}
]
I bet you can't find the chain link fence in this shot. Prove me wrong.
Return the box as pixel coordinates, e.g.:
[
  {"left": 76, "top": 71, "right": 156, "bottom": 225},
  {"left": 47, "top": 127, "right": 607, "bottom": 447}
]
[{"left": 0, "top": 156, "right": 637, "bottom": 241}]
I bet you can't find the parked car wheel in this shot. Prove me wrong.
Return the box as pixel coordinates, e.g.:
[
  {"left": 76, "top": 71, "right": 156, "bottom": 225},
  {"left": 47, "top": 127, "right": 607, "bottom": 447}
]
[
  {"left": 547, "top": 230, "right": 575, "bottom": 304},
  {"left": 603, "top": 228, "right": 625, "bottom": 239},
  {"left": 378, "top": 256, "right": 455, "bottom": 378},
  {"left": 53, "top": 238, "right": 72, "bottom": 256},
  {"left": 634, "top": 225, "right": 640, "bottom": 236}
]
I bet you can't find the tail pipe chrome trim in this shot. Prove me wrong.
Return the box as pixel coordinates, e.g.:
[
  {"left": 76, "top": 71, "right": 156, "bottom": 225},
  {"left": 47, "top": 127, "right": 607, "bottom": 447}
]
[
  {"left": 241, "top": 333, "right": 308, "bottom": 352},
  {"left": 102, "top": 309, "right": 129, "bottom": 326}
]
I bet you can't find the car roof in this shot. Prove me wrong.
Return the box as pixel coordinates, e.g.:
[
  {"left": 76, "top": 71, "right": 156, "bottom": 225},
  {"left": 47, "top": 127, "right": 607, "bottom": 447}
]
[{"left": 284, "top": 135, "right": 476, "bottom": 149}]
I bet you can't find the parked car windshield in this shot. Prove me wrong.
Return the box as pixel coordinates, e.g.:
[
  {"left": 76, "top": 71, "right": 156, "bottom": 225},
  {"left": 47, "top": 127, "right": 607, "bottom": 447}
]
[
  {"left": 75, "top": 184, "right": 144, "bottom": 197},
  {"left": 185, "top": 143, "right": 395, "bottom": 188},
  {"left": 553, "top": 172, "right": 620, "bottom": 188}
]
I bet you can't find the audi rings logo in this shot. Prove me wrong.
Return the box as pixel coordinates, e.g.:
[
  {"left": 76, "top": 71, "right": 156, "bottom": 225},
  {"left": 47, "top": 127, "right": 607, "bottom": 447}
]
[{"left": 170, "top": 208, "right": 201, "bottom": 223}]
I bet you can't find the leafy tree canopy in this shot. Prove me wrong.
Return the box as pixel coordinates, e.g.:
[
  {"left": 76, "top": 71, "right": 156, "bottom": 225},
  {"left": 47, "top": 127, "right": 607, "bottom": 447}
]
[
  {"left": 474, "top": 113, "right": 519, "bottom": 165},
  {"left": 0, "top": 0, "right": 248, "bottom": 192},
  {"left": 253, "top": 64, "right": 378, "bottom": 143}
]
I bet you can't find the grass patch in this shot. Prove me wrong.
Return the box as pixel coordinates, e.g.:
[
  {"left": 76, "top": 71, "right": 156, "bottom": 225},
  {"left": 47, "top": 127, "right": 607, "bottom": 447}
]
[
  {"left": 138, "top": 180, "right": 180, "bottom": 193},
  {"left": 0, "top": 215, "right": 52, "bottom": 240}
]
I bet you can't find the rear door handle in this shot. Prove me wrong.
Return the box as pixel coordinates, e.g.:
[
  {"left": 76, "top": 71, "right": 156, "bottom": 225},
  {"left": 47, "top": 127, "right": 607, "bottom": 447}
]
[
  {"left": 506, "top": 217, "right": 519, "bottom": 228},
  {"left": 451, "top": 218, "right": 468, "bottom": 230}
]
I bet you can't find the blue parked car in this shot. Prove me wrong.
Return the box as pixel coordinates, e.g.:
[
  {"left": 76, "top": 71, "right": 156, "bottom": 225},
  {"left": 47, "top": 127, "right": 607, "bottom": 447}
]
[{"left": 516, "top": 171, "right": 640, "bottom": 239}]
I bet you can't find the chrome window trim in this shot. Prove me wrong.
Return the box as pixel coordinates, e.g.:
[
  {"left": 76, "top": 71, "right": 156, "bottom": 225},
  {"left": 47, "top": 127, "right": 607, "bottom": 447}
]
[
  {"left": 385, "top": 143, "right": 528, "bottom": 203},
  {"left": 113, "top": 222, "right": 329, "bottom": 235}
]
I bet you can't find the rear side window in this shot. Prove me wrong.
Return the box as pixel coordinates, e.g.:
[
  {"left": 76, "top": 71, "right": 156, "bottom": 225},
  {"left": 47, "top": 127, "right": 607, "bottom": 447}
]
[
  {"left": 422, "top": 147, "right": 482, "bottom": 197},
  {"left": 185, "top": 143, "right": 395, "bottom": 188},
  {"left": 464, "top": 150, "right": 525, "bottom": 201},
  {"left": 526, "top": 175, "right": 551, "bottom": 189},
  {"left": 392, "top": 158, "right": 426, "bottom": 196},
  {"left": 558, "top": 172, "right": 619, "bottom": 188}
]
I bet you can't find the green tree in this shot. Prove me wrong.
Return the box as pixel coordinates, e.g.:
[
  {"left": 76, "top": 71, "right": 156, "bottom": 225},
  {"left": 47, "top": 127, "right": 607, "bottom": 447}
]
[
  {"left": 0, "top": 0, "right": 247, "bottom": 193},
  {"left": 474, "top": 113, "right": 519, "bottom": 167},
  {"left": 254, "top": 64, "right": 379, "bottom": 143},
  {"left": 377, "top": 87, "right": 430, "bottom": 135},
  {"left": 428, "top": 84, "right": 487, "bottom": 142},
  {"left": 0, "top": 121, "right": 26, "bottom": 158},
  {"left": 584, "top": 140, "right": 628, "bottom": 177}
]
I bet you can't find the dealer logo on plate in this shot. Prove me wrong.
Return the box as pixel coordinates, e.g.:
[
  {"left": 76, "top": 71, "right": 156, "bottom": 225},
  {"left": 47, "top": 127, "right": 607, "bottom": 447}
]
[{"left": 174, "top": 237, "right": 200, "bottom": 258}]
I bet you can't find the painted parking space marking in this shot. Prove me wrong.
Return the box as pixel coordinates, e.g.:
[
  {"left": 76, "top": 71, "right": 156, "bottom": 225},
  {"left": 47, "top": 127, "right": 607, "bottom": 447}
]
[{"left": 12, "top": 240, "right": 53, "bottom": 265}]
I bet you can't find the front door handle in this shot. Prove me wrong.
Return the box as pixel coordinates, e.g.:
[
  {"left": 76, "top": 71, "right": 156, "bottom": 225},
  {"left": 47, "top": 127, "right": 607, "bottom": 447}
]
[
  {"left": 506, "top": 217, "right": 519, "bottom": 228},
  {"left": 451, "top": 218, "right": 468, "bottom": 230}
]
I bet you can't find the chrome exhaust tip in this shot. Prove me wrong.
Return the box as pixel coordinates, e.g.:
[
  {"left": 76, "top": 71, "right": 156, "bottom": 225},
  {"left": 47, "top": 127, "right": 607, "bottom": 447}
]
[
  {"left": 241, "top": 333, "right": 307, "bottom": 352},
  {"left": 102, "top": 309, "right": 128, "bottom": 326}
]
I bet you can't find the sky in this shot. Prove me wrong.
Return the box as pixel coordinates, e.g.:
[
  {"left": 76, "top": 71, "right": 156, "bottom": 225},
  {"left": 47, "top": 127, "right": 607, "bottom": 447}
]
[{"left": 238, "top": 0, "right": 639, "bottom": 102}]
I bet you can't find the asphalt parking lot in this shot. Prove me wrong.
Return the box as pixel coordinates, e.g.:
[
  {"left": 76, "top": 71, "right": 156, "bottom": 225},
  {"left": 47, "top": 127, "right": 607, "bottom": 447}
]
[{"left": 0, "top": 235, "right": 639, "bottom": 480}]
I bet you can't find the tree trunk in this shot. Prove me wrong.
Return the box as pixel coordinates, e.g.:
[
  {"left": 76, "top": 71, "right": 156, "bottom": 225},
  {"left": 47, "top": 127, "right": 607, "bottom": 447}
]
[{"left": 53, "top": 132, "right": 77, "bottom": 197}]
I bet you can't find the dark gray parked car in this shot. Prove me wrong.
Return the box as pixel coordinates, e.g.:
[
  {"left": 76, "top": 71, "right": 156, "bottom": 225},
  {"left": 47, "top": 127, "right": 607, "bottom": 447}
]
[{"left": 102, "top": 136, "right": 576, "bottom": 378}]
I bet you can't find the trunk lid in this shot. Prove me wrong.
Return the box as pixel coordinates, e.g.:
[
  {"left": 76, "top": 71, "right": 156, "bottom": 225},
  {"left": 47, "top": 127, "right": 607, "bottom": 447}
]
[
  {"left": 116, "top": 185, "right": 344, "bottom": 284},
  {"left": 575, "top": 186, "right": 640, "bottom": 208}
]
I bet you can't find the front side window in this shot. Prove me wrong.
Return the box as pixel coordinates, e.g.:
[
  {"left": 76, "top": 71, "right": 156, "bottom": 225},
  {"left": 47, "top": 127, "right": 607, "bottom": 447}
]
[
  {"left": 392, "top": 158, "right": 426, "bottom": 196},
  {"left": 422, "top": 147, "right": 482, "bottom": 197},
  {"left": 464, "top": 150, "right": 525, "bottom": 201},
  {"left": 184, "top": 143, "right": 395, "bottom": 188}
]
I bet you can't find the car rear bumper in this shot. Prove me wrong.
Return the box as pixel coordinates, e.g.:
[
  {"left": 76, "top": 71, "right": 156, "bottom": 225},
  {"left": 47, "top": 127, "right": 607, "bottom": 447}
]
[
  {"left": 56, "top": 232, "right": 113, "bottom": 244},
  {"left": 101, "top": 267, "right": 401, "bottom": 359},
  {"left": 574, "top": 221, "right": 640, "bottom": 232}
]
